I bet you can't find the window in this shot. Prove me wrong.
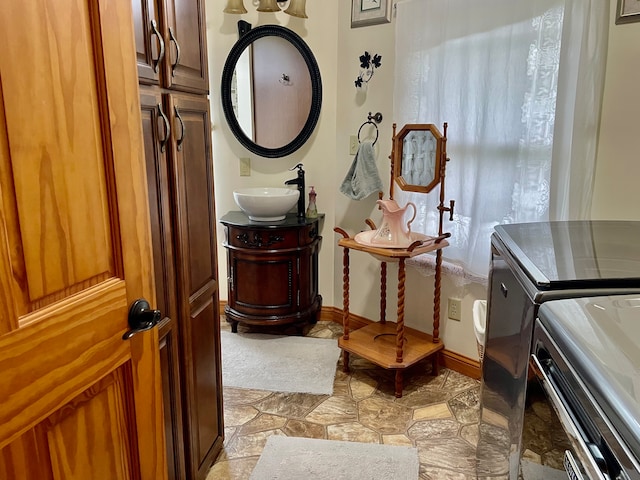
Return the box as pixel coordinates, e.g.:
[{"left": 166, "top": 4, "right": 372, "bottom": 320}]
[{"left": 393, "top": 0, "right": 608, "bottom": 280}]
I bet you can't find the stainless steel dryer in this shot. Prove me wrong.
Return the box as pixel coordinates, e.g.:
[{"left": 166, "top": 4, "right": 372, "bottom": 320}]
[{"left": 476, "top": 221, "right": 640, "bottom": 478}]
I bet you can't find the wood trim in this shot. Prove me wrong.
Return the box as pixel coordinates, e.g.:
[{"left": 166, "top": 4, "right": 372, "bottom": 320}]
[
  {"left": 440, "top": 349, "right": 480, "bottom": 380},
  {"left": 220, "top": 302, "right": 481, "bottom": 379}
]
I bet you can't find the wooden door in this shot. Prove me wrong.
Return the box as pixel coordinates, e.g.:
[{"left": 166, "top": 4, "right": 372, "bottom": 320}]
[
  {"left": 132, "top": 0, "right": 164, "bottom": 85},
  {"left": 164, "top": 0, "right": 209, "bottom": 93},
  {"left": 168, "top": 93, "right": 223, "bottom": 480},
  {"left": 0, "top": 2, "right": 167, "bottom": 480},
  {"left": 140, "top": 88, "right": 187, "bottom": 480}
]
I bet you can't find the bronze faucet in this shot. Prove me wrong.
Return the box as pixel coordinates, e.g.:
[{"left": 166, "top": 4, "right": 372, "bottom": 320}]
[{"left": 284, "top": 163, "right": 305, "bottom": 219}]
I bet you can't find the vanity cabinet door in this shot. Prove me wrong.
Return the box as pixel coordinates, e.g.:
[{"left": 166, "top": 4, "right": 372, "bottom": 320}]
[{"left": 230, "top": 250, "right": 300, "bottom": 317}]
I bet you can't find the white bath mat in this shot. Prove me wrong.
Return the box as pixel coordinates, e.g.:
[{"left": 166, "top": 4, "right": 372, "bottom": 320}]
[
  {"left": 220, "top": 331, "right": 341, "bottom": 395},
  {"left": 250, "top": 436, "right": 419, "bottom": 479}
]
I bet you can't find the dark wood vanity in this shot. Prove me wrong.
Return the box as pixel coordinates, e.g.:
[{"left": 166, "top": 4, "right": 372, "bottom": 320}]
[{"left": 221, "top": 212, "right": 323, "bottom": 332}]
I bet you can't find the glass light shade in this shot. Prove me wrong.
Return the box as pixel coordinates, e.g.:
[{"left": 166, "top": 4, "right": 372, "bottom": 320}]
[
  {"left": 256, "top": 0, "right": 281, "bottom": 12},
  {"left": 223, "top": 0, "right": 247, "bottom": 14},
  {"left": 284, "top": 0, "right": 307, "bottom": 18}
]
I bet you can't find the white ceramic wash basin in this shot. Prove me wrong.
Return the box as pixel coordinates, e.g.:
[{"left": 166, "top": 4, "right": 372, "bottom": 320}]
[{"left": 233, "top": 187, "right": 300, "bottom": 221}]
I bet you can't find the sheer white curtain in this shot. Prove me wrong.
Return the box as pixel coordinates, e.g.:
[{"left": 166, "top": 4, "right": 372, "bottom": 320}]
[{"left": 394, "top": 0, "right": 608, "bottom": 280}]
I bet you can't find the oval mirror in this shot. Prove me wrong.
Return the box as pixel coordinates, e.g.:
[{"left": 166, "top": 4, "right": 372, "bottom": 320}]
[
  {"left": 221, "top": 24, "right": 322, "bottom": 158},
  {"left": 393, "top": 124, "right": 443, "bottom": 193}
]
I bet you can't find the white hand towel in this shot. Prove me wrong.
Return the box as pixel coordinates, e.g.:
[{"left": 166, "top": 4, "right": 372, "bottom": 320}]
[{"left": 339, "top": 140, "right": 383, "bottom": 200}]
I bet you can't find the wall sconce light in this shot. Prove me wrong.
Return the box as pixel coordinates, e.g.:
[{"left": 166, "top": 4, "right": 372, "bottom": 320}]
[{"left": 224, "top": 0, "right": 308, "bottom": 19}]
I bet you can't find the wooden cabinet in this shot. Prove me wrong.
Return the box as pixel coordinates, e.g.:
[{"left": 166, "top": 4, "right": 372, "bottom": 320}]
[
  {"left": 221, "top": 212, "right": 323, "bottom": 332},
  {"left": 139, "top": 85, "right": 223, "bottom": 480},
  {"left": 132, "top": 0, "right": 209, "bottom": 93},
  {"left": 135, "top": 0, "right": 222, "bottom": 478},
  {"left": 169, "top": 93, "right": 223, "bottom": 480},
  {"left": 140, "top": 90, "right": 187, "bottom": 480}
]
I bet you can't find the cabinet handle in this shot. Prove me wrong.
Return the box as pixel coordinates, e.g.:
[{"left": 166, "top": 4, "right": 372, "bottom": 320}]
[
  {"left": 150, "top": 19, "right": 165, "bottom": 74},
  {"left": 168, "top": 27, "right": 181, "bottom": 77},
  {"left": 174, "top": 106, "right": 185, "bottom": 151},
  {"left": 157, "top": 103, "right": 170, "bottom": 153}
]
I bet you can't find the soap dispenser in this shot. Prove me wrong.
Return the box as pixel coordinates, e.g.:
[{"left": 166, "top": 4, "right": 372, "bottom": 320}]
[{"left": 306, "top": 186, "right": 318, "bottom": 218}]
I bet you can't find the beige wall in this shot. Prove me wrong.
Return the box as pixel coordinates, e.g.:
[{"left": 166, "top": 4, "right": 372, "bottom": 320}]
[
  {"left": 207, "top": 1, "right": 640, "bottom": 360},
  {"left": 592, "top": 4, "right": 640, "bottom": 220}
]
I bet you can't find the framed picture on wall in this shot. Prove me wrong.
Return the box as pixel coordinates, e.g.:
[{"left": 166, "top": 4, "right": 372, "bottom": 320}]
[
  {"left": 351, "top": 0, "right": 392, "bottom": 28},
  {"left": 616, "top": 0, "right": 640, "bottom": 24}
]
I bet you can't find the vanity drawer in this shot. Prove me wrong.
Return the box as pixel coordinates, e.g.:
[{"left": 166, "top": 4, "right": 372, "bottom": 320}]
[{"left": 226, "top": 223, "right": 318, "bottom": 250}]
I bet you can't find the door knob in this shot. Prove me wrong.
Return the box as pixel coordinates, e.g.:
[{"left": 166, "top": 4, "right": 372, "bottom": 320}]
[{"left": 122, "top": 299, "right": 161, "bottom": 340}]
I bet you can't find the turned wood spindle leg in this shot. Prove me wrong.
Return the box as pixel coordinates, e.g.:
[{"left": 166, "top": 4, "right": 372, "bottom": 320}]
[
  {"left": 396, "top": 258, "right": 406, "bottom": 365},
  {"left": 433, "top": 249, "right": 443, "bottom": 343},
  {"left": 432, "top": 352, "right": 440, "bottom": 377},
  {"left": 342, "top": 247, "right": 350, "bottom": 340},
  {"left": 342, "top": 246, "right": 351, "bottom": 373},
  {"left": 343, "top": 351, "right": 350, "bottom": 374},
  {"left": 394, "top": 370, "right": 403, "bottom": 398},
  {"left": 380, "top": 262, "right": 387, "bottom": 324}
]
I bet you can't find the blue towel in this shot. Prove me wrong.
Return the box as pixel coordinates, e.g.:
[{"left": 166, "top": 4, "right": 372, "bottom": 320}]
[{"left": 339, "top": 140, "right": 383, "bottom": 200}]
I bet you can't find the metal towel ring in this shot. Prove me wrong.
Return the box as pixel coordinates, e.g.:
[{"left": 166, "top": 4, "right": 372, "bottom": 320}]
[{"left": 357, "top": 112, "right": 383, "bottom": 146}]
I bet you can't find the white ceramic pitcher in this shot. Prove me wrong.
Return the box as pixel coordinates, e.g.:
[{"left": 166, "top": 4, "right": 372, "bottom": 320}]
[{"left": 371, "top": 199, "right": 417, "bottom": 247}]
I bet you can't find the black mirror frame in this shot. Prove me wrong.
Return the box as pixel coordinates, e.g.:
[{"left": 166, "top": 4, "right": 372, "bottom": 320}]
[{"left": 221, "top": 25, "right": 323, "bottom": 158}]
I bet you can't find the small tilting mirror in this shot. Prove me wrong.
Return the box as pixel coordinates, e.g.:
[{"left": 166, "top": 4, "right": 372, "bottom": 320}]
[{"left": 393, "top": 124, "right": 444, "bottom": 193}]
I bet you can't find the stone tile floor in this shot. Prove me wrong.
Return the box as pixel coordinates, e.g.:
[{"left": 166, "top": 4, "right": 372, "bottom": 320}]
[{"left": 207, "top": 320, "right": 484, "bottom": 479}]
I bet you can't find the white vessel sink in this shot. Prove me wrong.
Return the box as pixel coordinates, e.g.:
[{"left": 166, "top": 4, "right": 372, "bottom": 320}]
[{"left": 233, "top": 187, "right": 300, "bottom": 221}]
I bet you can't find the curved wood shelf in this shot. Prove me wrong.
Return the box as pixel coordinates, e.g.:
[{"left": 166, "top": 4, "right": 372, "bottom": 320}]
[
  {"left": 338, "top": 322, "right": 444, "bottom": 369},
  {"left": 338, "top": 236, "right": 449, "bottom": 258}
]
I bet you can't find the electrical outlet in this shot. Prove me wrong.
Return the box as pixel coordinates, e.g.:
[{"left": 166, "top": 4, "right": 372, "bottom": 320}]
[
  {"left": 448, "top": 298, "right": 462, "bottom": 321},
  {"left": 239, "top": 157, "right": 251, "bottom": 176},
  {"left": 349, "top": 135, "right": 358, "bottom": 155}
]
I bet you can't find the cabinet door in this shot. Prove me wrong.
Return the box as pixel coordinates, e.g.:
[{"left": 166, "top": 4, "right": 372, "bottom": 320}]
[
  {"left": 140, "top": 89, "right": 187, "bottom": 480},
  {"left": 230, "top": 251, "right": 299, "bottom": 315},
  {"left": 163, "top": 0, "right": 209, "bottom": 93},
  {"left": 0, "top": 2, "right": 166, "bottom": 479},
  {"left": 132, "top": 0, "right": 164, "bottom": 85},
  {"left": 168, "top": 93, "right": 223, "bottom": 479}
]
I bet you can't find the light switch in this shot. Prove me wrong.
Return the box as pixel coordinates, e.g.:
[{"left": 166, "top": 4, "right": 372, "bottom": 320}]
[{"left": 239, "top": 157, "right": 251, "bottom": 176}]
